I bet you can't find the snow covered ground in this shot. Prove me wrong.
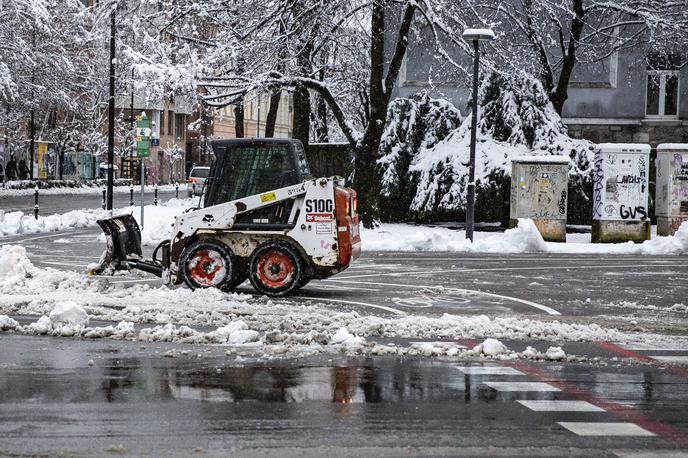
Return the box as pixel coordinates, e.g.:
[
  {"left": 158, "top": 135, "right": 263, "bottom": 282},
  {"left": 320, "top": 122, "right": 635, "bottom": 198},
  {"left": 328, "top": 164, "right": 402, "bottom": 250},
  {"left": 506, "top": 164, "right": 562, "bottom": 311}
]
[
  {"left": 364, "top": 219, "right": 688, "bottom": 255},
  {"left": 2, "top": 198, "right": 687, "bottom": 255},
  {"left": 0, "top": 183, "right": 180, "bottom": 197},
  {"left": 0, "top": 243, "right": 687, "bottom": 359}
]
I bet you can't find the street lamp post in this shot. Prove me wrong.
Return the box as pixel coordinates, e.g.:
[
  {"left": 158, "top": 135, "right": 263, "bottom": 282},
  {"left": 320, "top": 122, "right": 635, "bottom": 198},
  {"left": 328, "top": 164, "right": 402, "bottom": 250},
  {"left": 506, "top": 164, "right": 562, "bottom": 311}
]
[
  {"left": 106, "top": 9, "right": 116, "bottom": 211},
  {"left": 462, "top": 28, "right": 494, "bottom": 242}
]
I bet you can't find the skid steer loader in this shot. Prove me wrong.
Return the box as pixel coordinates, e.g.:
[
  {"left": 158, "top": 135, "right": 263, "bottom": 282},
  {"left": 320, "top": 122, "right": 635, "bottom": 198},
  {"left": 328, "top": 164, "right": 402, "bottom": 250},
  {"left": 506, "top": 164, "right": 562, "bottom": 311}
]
[{"left": 92, "top": 139, "right": 361, "bottom": 296}]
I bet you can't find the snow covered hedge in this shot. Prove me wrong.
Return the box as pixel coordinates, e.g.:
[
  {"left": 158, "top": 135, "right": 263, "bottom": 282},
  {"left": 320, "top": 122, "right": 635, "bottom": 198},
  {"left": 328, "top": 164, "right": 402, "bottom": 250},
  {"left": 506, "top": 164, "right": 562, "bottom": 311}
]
[
  {"left": 377, "top": 94, "right": 462, "bottom": 222},
  {"left": 377, "top": 72, "right": 595, "bottom": 224}
]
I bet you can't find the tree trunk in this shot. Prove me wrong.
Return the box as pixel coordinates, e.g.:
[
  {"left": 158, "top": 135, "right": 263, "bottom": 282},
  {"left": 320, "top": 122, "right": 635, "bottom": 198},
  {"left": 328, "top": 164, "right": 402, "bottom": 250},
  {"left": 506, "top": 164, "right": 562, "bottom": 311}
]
[
  {"left": 234, "top": 98, "right": 245, "bottom": 138},
  {"left": 354, "top": 0, "right": 415, "bottom": 227},
  {"left": 313, "top": 94, "right": 329, "bottom": 142},
  {"left": 264, "top": 90, "right": 281, "bottom": 138},
  {"left": 550, "top": 0, "right": 585, "bottom": 114},
  {"left": 292, "top": 86, "right": 311, "bottom": 150}
]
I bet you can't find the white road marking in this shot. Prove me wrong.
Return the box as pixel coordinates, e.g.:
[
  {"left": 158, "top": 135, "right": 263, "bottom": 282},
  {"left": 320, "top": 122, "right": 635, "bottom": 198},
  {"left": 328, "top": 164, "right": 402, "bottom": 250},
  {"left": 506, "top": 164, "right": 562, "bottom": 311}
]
[
  {"left": 649, "top": 356, "right": 688, "bottom": 364},
  {"left": 335, "top": 264, "right": 688, "bottom": 280},
  {"left": 517, "top": 400, "right": 605, "bottom": 412},
  {"left": 622, "top": 347, "right": 688, "bottom": 351},
  {"left": 613, "top": 450, "right": 688, "bottom": 457},
  {"left": 305, "top": 283, "right": 381, "bottom": 292},
  {"left": 456, "top": 366, "right": 524, "bottom": 376},
  {"left": 326, "top": 279, "right": 561, "bottom": 316},
  {"left": 108, "top": 278, "right": 161, "bottom": 284},
  {"left": 37, "top": 261, "right": 89, "bottom": 268},
  {"left": 482, "top": 381, "right": 560, "bottom": 392},
  {"left": 412, "top": 342, "right": 467, "bottom": 349},
  {"left": 291, "top": 296, "right": 406, "bottom": 316},
  {"left": 29, "top": 253, "right": 100, "bottom": 260},
  {"left": 557, "top": 422, "right": 655, "bottom": 437},
  {"left": 5, "top": 232, "right": 80, "bottom": 243}
]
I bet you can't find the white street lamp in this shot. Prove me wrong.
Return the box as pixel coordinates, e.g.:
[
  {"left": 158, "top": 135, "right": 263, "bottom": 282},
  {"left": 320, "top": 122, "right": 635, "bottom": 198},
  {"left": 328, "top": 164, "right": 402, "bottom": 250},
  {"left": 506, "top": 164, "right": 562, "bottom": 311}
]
[{"left": 462, "top": 28, "right": 495, "bottom": 242}]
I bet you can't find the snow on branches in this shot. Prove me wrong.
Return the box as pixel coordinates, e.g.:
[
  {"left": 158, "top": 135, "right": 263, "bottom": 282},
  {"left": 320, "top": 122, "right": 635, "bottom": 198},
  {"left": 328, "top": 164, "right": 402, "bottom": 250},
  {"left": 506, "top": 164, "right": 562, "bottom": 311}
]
[{"left": 391, "top": 72, "right": 593, "bottom": 218}]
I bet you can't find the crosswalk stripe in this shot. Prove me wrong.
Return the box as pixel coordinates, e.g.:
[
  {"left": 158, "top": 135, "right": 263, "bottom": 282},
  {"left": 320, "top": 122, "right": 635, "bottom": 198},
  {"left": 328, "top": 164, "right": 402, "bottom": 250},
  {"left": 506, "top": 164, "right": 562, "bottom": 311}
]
[
  {"left": 456, "top": 366, "right": 523, "bottom": 376},
  {"left": 650, "top": 356, "right": 688, "bottom": 364},
  {"left": 482, "top": 381, "right": 560, "bottom": 392},
  {"left": 517, "top": 400, "right": 605, "bottom": 412},
  {"left": 558, "top": 422, "right": 656, "bottom": 437}
]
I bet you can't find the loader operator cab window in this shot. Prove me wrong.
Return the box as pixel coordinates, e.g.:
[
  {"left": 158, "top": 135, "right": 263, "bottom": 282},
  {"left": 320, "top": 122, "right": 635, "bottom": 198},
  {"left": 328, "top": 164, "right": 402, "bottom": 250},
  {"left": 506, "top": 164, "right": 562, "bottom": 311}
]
[{"left": 207, "top": 141, "right": 306, "bottom": 206}]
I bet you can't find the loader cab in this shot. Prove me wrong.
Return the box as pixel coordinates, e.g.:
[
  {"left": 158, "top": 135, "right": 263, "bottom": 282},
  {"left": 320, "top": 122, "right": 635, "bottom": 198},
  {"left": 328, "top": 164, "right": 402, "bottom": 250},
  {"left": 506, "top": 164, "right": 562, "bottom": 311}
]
[{"left": 205, "top": 139, "right": 311, "bottom": 208}]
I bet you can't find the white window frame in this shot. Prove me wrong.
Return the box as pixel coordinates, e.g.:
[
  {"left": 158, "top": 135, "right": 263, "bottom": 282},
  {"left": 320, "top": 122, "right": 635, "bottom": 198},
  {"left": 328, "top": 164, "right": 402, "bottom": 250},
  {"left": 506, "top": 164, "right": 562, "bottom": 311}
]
[{"left": 645, "top": 70, "right": 680, "bottom": 120}]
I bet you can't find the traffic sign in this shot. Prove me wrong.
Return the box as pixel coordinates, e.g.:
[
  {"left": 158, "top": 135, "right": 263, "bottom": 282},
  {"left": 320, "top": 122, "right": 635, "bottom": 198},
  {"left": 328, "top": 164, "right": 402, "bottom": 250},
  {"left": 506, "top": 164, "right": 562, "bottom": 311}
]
[{"left": 135, "top": 115, "right": 150, "bottom": 158}]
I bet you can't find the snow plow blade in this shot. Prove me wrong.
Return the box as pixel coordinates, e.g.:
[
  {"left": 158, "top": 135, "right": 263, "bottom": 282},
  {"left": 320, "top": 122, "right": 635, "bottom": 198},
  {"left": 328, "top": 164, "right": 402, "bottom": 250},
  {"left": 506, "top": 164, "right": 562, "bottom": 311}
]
[{"left": 90, "top": 214, "right": 143, "bottom": 275}]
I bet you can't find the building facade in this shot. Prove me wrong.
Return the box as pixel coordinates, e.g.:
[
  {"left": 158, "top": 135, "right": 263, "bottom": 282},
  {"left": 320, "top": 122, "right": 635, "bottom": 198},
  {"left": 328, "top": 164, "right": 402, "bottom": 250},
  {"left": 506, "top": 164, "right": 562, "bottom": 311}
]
[{"left": 394, "top": 33, "right": 688, "bottom": 147}]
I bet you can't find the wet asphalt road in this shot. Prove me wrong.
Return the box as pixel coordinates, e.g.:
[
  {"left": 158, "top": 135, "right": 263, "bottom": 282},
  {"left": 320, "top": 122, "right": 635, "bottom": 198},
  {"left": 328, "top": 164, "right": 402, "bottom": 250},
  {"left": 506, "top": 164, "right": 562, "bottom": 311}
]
[
  {"left": 1, "top": 335, "right": 688, "bottom": 457},
  {"left": 10, "top": 225, "right": 688, "bottom": 332},
  {"left": 1, "top": 195, "right": 688, "bottom": 456}
]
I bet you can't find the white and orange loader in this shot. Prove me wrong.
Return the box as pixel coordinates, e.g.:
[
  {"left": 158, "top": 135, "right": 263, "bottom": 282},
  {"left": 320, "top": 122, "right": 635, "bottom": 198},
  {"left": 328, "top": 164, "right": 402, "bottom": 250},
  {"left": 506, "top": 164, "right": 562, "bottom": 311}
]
[{"left": 92, "top": 139, "right": 361, "bottom": 297}]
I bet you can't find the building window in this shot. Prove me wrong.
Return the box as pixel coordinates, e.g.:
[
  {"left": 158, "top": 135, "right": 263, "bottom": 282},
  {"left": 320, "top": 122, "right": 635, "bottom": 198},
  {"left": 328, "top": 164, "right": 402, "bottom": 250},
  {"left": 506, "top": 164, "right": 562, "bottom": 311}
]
[
  {"left": 159, "top": 110, "right": 165, "bottom": 135},
  {"left": 168, "top": 110, "right": 174, "bottom": 136},
  {"left": 175, "top": 114, "right": 186, "bottom": 140},
  {"left": 646, "top": 71, "right": 679, "bottom": 118}
]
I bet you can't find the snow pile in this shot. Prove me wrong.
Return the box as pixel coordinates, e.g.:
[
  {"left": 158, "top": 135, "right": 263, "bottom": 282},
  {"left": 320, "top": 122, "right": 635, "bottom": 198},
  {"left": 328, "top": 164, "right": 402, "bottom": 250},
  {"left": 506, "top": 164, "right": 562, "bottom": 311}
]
[
  {"left": 22, "top": 302, "right": 90, "bottom": 337},
  {"left": 362, "top": 219, "right": 688, "bottom": 255},
  {"left": 329, "top": 327, "right": 365, "bottom": 347},
  {"left": 641, "top": 221, "right": 688, "bottom": 255},
  {"left": 208, "top": 321, "right": 260, "bottom": 345},
  {"left": 0, "top": 315, "right": 19, "bottom": 331},
  {"left": 471, "top": 219, "right": 546, "bottom": 253},
  {"left": 545, "top": 346, "right": 566, "bottom": 361},
  {"left": 362, "top": 219, "right": 545, "bottom": 253},
  {"left": 0, "top": 198, "right": 194, "bottom": 242},
  {"left": 473, "top": 338, "right": 509, "bottom": 356},
  {"left": 0, "top": 245, "right": 35, "bottom": 279},
  {"left": 0, "top": 183, "right": 180, "bottom": 197}
]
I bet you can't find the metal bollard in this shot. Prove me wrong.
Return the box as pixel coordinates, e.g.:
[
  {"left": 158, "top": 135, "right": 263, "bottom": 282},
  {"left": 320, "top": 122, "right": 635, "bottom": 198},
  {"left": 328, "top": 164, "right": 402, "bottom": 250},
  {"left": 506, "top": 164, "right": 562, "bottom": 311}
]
[
  {"left": 129, "top": 183, "right": 134, "bottom": 206},
  {"left": 34, "top": 186, "right": 39, "bottom": 219},
  {"left": 175, "top": 182, "right": 179, "bottom": 199},
  {"left": 102, "top": 189, "right": 106, "bottom": 210},
  {"left": 154, "top": 184, "right": 158, "bottom": 206}
]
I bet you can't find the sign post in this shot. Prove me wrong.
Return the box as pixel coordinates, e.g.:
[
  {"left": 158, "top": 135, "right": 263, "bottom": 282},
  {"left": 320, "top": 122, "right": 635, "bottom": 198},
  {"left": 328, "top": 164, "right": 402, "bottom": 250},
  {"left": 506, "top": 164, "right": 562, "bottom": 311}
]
[{"left": 136, "top": 113, "right": 151, "bottom": 229}]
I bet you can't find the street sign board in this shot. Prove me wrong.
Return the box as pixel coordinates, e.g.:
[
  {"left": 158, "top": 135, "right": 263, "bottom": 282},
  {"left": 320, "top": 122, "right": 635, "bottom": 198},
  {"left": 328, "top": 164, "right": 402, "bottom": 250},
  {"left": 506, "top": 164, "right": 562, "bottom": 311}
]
[{"left": 135, "top": 115, "right": 150, "bottom": 158}]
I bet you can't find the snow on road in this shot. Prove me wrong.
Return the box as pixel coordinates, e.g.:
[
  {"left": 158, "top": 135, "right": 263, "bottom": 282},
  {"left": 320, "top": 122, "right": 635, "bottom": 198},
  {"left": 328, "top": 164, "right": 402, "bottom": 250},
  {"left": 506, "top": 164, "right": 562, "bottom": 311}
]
[
  {"left": 1, "top": 243, "right": 687, "bottom": 358},
  {"left": 2, "top": 198, "right": 688, "bottom": 255},
  {"left": 0, "top": 183, "right": 181, "bottom": 197}
]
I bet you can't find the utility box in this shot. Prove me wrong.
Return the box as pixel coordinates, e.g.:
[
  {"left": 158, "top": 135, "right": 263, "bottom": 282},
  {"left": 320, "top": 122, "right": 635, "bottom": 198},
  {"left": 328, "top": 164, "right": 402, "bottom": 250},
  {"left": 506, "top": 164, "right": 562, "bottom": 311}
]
[
  {"left": 591, "top": 143, "right": 650, "bottom": 243},
  {"left": 656, "top": 144, "right": 688, "bottom": 236},
  {"left": 510, "top": 156, "right": 569, "bottom": 242}
]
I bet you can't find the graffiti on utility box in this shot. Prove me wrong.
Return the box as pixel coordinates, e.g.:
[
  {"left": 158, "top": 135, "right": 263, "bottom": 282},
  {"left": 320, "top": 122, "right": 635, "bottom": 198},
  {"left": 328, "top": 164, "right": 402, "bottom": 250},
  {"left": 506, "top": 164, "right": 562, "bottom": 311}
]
[
  {"left": 592, "top": 150, "right": 649, "bottom": 221},
  {"left": 510, "top": 162, "right": 568, "bottom": 220}
]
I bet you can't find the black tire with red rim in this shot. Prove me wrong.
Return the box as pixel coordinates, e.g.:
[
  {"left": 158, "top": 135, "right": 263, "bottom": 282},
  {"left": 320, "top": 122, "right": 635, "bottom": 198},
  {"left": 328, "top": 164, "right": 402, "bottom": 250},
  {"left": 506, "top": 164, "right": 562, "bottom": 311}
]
[
  {"left": 180, "top": 239, "right": 244, "bottom": 292},
  {"left": 248, "top": 241, "right": 304, "bottom": 296}
]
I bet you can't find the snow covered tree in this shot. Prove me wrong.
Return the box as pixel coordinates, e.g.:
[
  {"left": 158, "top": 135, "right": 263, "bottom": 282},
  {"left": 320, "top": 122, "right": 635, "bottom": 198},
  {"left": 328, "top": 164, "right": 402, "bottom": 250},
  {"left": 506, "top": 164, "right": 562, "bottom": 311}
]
[
  {"left": 409, "top": 71, "right": 593, "bottom": 221},
  {"left": 377, "top": 94, "right": 462, "bottom": 221}
]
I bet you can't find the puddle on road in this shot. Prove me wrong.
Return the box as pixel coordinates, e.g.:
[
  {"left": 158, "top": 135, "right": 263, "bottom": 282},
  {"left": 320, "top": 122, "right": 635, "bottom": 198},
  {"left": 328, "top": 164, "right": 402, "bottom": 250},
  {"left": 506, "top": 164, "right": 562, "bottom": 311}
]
[{"left": 1, "top": 354, "right": 682, "bottom": 407}]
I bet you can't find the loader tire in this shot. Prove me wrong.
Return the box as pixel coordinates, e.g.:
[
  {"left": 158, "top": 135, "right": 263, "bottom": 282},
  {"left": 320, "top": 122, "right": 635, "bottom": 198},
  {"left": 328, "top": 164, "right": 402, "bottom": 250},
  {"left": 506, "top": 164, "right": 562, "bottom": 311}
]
[
  {"left": 180, "top": 239, "right": 243, "bottom": 292},
  {"left": 248, "top": 241, "right": 305, "bottom": 297}
]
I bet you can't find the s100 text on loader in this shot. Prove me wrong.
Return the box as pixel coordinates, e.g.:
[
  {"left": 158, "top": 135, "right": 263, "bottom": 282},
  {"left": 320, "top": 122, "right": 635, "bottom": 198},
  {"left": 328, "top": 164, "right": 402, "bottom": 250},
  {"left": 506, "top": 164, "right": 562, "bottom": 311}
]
[{"left": 91, "top": 139, "right": 361, "bottom": 297}]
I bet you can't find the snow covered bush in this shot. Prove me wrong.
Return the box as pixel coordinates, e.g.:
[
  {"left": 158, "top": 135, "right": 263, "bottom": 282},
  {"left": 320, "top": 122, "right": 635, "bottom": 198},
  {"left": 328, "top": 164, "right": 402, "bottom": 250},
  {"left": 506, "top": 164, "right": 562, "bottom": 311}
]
[
  {"left": 377, "top": 94, "right": 462, "bottom": 221},
  {"left": 380, "top": 72, "right": 594, "bottom": 223},
  {"left": 411, "top": 72, "right": 593, "bottom": 220}
]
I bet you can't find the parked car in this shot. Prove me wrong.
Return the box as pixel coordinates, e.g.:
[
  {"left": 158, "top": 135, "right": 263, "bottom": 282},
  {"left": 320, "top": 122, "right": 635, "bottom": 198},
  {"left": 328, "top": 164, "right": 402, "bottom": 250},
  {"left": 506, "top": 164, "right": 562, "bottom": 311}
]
[{"left": 187, "top": 166, "right": 210, "bottom": 197}]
